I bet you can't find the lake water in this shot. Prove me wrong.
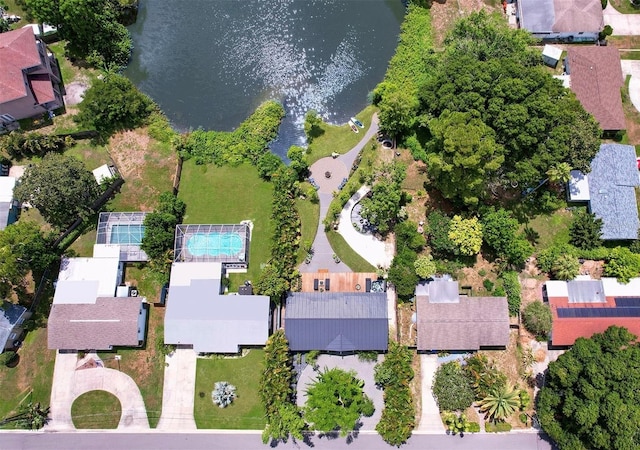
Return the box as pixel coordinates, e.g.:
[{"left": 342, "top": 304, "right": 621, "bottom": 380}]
[{"left": 124, "top": 0, "right": 404, "bottom": 158}]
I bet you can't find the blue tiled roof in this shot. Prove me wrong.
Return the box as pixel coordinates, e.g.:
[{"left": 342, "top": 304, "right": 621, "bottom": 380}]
[{"left": 588, "top": 144, "right": 640, "bottom": 240}]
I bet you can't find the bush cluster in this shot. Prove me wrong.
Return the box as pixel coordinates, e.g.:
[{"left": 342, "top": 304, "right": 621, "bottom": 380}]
[
  {"left": 388, "top": 221, "right": 425, "bottom": 299},
  {"left": 375, "top": 342, "right": 415, "bottom": 446},
  {"left": 0, "top": 132, "right": 74, "bottom": 159},
  {"left": 500, "top": 271, "right": 521, "bottom": 316},
  {"left": 178, "top": 101, "right": 285, "bottom": 166}
]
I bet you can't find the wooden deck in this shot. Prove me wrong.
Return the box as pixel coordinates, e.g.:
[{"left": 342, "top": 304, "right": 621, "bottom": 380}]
[{"left": 300, "top": 272, "right": 379, "bottom": 293}]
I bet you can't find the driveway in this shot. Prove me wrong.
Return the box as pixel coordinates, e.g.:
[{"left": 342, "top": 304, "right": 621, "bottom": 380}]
[
  {"left": 48, "top": 351, "right": 149, "bottom": 430},
  {"left": 621, "top": 60, "right": 640, "bottom": 113},
  {"left": 416, "top": 354, "right": 446, "bottom": 433},
  {"left": 157, "top": 348, "right": 197, "bottom": 430},
  {"left": 296, "top": 354, "right": 383, "bottom": 432},
  {"left": 604, "top": 3, "right": 640, "bottom": 35},
  {"left": 337, "top": 185, "right": 395, "bottom": 269},
  {"left": 301, "top": 115, "right": 379, "bottom": 273}
]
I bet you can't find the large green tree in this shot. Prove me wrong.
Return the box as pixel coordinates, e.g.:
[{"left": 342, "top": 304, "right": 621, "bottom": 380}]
[
  {"left": 384, "top": 11, "right": 601, "bottom": 208},
  {"left": 304, "top": 368, "right": 374, "bottom": 437},
  {"left": 359, "top": 162, "right": 406, "bottom": 235},
  {"left": 426, "top": 110, "right": 504, "bottom": 207},
  {"left": 141, "top": 192, "right": 185, "bottom": 264},
  {"left": 538, "top": 326, "right": 640, "bottom": 450},
  {"left": 14, "top": 153, "right": 100, "bottom": 229},
  {"left": 481, "top": 207, "right": 533, "bottom": 267},
  {"left": 0, "top": 221, "right": 56, "bottom": 297},
  {"left": 569, "top": 211, "right": 603, "bottom": 251},
  {"left": 75, "top": 73, "right": 154, "bottom": 136},
  {"left": 27, "top": 0, "right": 131, "bottom": 67}
]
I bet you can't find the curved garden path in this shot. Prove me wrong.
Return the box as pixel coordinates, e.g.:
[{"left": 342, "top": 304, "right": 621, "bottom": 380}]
[
  {"left": 48, "top": 352, "right": 149, "bottom": 430},
  {"left": 301, "top": 115, "right": 380, "bottom": 273}
]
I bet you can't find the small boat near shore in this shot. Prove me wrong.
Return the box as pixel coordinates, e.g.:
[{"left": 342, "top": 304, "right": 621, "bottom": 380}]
[
  {"left": 350, "top": 117, "right": 364, "bottom": 128},
  {"left": 348, "top": 120, "right": 359, "bottom": 133}
]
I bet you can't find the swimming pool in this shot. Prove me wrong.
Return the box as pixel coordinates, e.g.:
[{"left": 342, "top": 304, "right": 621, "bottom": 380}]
[
  {"left": 110, "top": 224, "right": 145, "bottom": 245},
  {"left": 186, "top": 232, "right": 243, "bottom": 257}
]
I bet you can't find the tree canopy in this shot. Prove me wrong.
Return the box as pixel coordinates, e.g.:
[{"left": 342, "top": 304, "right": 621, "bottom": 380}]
[
  {"left": 432, "top": 361, "right": 475, "bottom": 412},
  {"left": 538, "top": 326, "right": 640, "bottom": 450},
  {"left": 141, "top": 192, "right": 186, "bottom": 268},
  {"left": 14, "top": 153, "right": 100, "bottom": 229},
  {"left": 304, "top": 368, "right": 374, "bottom": 437},
  {"left": 377, "top": 11, "right": 601, "bottom": 208},
  {"left": 359, "top": 162, "right": 406, "bottom": 235},
  {"left": 75, "top": 73, "right": 154, "bottom": 136},
  {"left": 27, "top": 0, "right": 132, "bottom": 67}
]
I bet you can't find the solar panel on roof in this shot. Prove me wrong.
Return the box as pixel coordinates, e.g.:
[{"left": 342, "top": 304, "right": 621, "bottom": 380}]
[
  {"left": 615, "top": 297, "right": 640, "bottom": 307},
  {"left": 557, "top": 307, "right": 640, "bottom": 318}
]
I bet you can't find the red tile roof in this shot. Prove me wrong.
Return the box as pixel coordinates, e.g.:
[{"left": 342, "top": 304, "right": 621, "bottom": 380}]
[
  {"left": 28, "top": 73, "right": 55, "bottom": 104},
  {"left": 549, "top": 294, "right": 640, "bottom": 346},
  {"left": 0, "top": 27, "right": 42, "bottom": 104},
  {"left": 567, "top": 46, "right": 626, "bottom": 131}
]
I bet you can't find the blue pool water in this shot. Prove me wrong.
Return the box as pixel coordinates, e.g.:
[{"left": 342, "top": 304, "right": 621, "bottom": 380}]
[
  {"left": 110, "top": 224, "right": 145, "bottom": 245},
  {"left": 186, "top": 232, "right": 243, "bottom": 257}
]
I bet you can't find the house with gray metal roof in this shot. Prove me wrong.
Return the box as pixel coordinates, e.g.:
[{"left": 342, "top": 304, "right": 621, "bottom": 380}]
[
  {"left": 416, "top": 278, "right": 509, "bottom": 352},
  {"left": 0, "top": 301, "right": 29, "bottom": 353},
  {"left": 568, "top": 144, "right": 640, "bottom": 240},
  {"left": 517, "top": 0, "right": 602, "bottom": 42},
  {"left": 164, "top": 261, "right": 270, "bottom": 353},
  {"left": 284, "top": 292, "right": 388, "bottom": 353}
]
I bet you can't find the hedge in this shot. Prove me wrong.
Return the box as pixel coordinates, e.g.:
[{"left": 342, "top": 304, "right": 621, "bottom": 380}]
[
  {"left": 486, "top": 422, "right": 512, "bottom": 432},
  {"left": 501, "top": 271, "right": 521, "bottom": 316}
]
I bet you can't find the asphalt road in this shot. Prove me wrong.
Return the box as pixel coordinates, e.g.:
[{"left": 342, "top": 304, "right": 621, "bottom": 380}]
[{"left": 0, "top": 431, "right": 556, "bottom": 450}]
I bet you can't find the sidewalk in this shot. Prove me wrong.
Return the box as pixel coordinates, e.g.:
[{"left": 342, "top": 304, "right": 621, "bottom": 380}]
[
  {"left": 416, "top": 354, "right": 446, "bottom": 433},
  {"left": 157, "top": 348, "right": 197, "bottom": 430}
]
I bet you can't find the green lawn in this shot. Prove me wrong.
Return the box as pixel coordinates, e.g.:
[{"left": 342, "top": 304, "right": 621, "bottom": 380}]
[
  {"left": 0, "top": 327, "right": 55, "bottom": 427},
  {"left": 306, "top": 105, "right": 377, "bottom": 165},
  {"left": 194, "top": 350, "right": 265, "bottom": 429},
  {"left": 525, "top": 208, "right": 581, "bottom": 252},
  {"left": 610, "top": 0, "right": 640, "bottom": 14},
  {"left": 178, "top": 162, "right": 273, "bottom": 287},
  {"left": 71, "top": 390, "right": 122, "bottom": 429},
  {"left": 3, "top": 0, "right": 29, "bottom": 28},
  {"left": 327, "top": 230, "right": 376, "bottom": 272}
]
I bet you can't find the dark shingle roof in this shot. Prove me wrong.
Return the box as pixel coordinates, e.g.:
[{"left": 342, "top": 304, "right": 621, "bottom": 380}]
[
  {"left": 416, "top": 280, "right": 509, "bottom": 351},
  {"left": 48, "top": 297, "right": 142, "bottom": 350},
  {"left": 567, "top": 47, "right": 625, "bottom": 131},
  {"left": 588, "top": 144, "right": 640, "bottom": 240},
  {"left": 285, "top": 292, "right": 388, "bottom": 352}
]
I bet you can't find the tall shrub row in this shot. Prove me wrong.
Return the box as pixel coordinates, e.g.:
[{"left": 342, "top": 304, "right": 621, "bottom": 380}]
[
  {"left": 375, "top": 342, "right": 416, "bottom": 446},
  {"left": 177, "top": 101, "right": 285, "bottom": 166},
  {"left": 500, "top": 271, "right": 521, "bottom": 316},
  {"left": 0, "top": 132, "right": 74, "bottom": 159}
]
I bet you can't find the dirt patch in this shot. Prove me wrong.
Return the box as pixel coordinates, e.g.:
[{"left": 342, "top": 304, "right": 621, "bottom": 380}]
[
  {"left": 109, "top": 130, "right": 151, "bottom": 180},
  {"left": 410, "top": 352, "right": 422, "bottom": 425},
  {"left": 64, "top": 78, "right": 90, "bottom": 106},
  {"left": 580, "top": 260, "right": 604, "bottom": 279},
  {"left": 520, "top": 258, "right": 547, "bottom": 310},
  {"left": 398, "top": 302, "right": 417, "bottom": 346},
  {"left": 457, "top": 255, "right": 498, "bottom": 294},
  {"left": 430, "top": 0, "right": 500, "bottom": 47}
]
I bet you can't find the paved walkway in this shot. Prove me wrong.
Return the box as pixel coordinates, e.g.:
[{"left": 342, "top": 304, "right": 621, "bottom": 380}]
[
  {"left": 157, "top": 348, "right": 197, "bottom": 430},
  {"left": 301, "top": 115, "right": 380, "bottom": 273},
  {"left": 621, "top": 60, "right": 640, "bottom": 113},
  {"left": 604, "top": 3, "right": 640, "bottom": 35},
  {"left": 296, "top": 354, "right": 383, "bottom": 432},
  {"left": 416, "top": 354, "right": 446, "bottom": 433},
  {"left": 48, "top": 351, "right": 149, "bottom": 430},
  {"left": 337, "top": 185, "right": 395, "bottom": 269}
]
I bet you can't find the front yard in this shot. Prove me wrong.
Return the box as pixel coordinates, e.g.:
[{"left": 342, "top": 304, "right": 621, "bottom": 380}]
[{"left": 194, "top": 350, "right": 265, "bottom": 429}]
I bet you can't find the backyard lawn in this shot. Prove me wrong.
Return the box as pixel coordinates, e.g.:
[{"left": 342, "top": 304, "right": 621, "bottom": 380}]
[
  {"left": 71, "top": 390, "right": 121, "bottom": 429},
  {"left": 525, "top": 208, "right": 577, "bottom": 251},
  {"left": 194, "top": 350, "right": 265, "bottom": 429},
  {"left": 178, "top": 162, "right": 273, "bottom": 287},
  {"left": 327, "top": 230, "right": 376, "bottom": 272},
  {"left": 306, "top": 105, "right": 377, "bottom": 165},
  {"left": 0, "top": 327, "right": 55, "bottom": 427}
]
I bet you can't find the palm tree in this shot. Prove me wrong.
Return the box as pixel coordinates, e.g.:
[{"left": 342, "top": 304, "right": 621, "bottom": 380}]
[
  {"left": 546, "top": 163, "right": 572, "bottom": 185},
  {"left": 479, "top": 385, "right": 520, "bottom": 423}
]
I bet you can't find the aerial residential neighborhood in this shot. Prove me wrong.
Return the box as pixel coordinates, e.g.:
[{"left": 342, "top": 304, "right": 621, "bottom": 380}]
[{"left": 1, "top": 0, "right": 640, "bottom": 449}]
